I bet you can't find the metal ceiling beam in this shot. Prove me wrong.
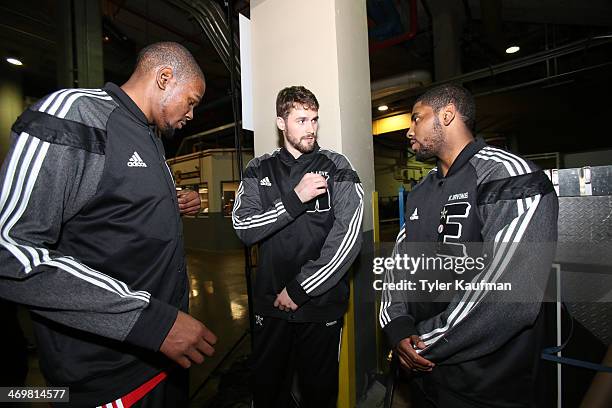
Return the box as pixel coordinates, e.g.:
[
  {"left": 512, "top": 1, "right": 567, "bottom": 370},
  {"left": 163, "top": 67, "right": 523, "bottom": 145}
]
[{"left": 374, "top": 34, "right": 612, "bottom": 107}]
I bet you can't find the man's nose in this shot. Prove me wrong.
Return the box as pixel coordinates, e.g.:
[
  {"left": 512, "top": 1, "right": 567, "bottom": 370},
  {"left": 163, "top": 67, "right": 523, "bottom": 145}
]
[{"left": 307, "top": 121, "right": 315, "bottom": 134}]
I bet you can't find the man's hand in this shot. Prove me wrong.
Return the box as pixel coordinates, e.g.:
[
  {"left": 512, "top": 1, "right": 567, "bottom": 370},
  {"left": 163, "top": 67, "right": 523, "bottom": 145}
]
[
  {"left": 273, "top": 287, "right": 298, "bottom": 312},
  {"left": 160, "top": 311, "right": 217, "bottom": 368},
  {"left": 177, "top": 190, "right": 201, "bottom": 216},
  {"left": 396, "top": 335, "right": 435, "bottom": 372},
  {"left": 294, "top": 173, "right": 327, "bottom": 203}
]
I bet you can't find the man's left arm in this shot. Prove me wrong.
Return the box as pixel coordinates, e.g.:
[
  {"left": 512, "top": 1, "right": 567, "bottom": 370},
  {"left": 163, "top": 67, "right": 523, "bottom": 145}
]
[
  {"left": 281, "top": 162, "right": 364, "bottom": 308},
  {"left": 415, "top": 169, "right": 558, "bottom": 365}
]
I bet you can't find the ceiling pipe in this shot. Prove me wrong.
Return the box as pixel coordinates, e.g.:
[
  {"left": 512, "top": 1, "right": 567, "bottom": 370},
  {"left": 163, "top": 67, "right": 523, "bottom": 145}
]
[
  {"left": 370, "top": 0, "right": 418, "bottom": 52},
  {"left": 371, "top": 70, "right": 432, "bottom": 101},
  {"left": 169, "top": 0, "right": 240, "bottom": 82},
  {"left": 107, "top": 0, "right": 209, "bottom": 48}
]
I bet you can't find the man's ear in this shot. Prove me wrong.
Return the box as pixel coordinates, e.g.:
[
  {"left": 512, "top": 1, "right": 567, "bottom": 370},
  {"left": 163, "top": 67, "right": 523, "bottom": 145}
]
[
  {"left": 276, "top": 117, "right": 286, "bottom": 131},
  {"left": 156, "top": 67, "right": 174, "bottom": 90},
  {"left": 440, "top": 103, "right": 457, "bottom": 126}
]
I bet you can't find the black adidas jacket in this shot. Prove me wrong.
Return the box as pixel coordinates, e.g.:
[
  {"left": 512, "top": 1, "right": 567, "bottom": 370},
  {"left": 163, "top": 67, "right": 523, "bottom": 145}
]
[
  {"left": 0, "top": 83, "right": 186, "bottom": 405},
  {"left": 380, "top": 139, "right": 558, "bottom": 407},
  {"left": 233, "top": 146, "right": 363, "bottom": 322}
]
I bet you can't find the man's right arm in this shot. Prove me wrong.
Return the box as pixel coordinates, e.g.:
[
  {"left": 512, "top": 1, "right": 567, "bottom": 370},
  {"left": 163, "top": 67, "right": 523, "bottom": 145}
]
[
  {"left": 0, "top": 129, "right": 215, "bottom": 366},
  {"left": 233, "top": 158, "right": 312, "bottom": 246}
]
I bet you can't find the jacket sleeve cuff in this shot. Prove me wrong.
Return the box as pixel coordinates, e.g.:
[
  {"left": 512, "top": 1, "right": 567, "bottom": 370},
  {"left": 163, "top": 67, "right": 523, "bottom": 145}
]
[
  {"left": 286, "top": 279, "right": 311, "bottom": 307},
  {"left": 383, "top": 315, "right": 418, "bottom": 347},
  {"left": 125, "top": 298, "right": 178, "bottom": 351},
  {"left": 281, "top": 190, "right": 308, "bottom": 219}
]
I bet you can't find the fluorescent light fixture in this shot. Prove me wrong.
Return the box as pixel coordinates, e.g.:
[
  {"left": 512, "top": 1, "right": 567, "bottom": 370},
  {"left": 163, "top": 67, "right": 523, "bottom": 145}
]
[
  {"left": 6, "top": 57, "right": 23, "bottom": 66},
  {"left": 505, "top": 46, "right": 520, "bottom": 54},
  {"left": 372, "top": 113, "right": 411, "bottom": 135},
  {"left": 377, "top": 105, "right": 389, "bottom": 111}
]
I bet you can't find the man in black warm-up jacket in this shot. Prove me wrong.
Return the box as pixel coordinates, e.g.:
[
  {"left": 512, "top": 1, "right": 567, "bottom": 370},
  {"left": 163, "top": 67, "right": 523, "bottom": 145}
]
[
  {"left": 380, "top": 84, "right": 558, "bottom": 407},
  {"left": 0, "top": 42, "right": 216, "bottom": 407},
  {"left": 233, "top": 86, "right": 363, "bottom": 408}
]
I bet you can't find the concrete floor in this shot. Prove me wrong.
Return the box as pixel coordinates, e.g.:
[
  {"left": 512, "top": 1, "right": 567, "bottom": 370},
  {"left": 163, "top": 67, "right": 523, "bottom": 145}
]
[{"left": 184, "top": 248, "right": 251, "bottom": 406}]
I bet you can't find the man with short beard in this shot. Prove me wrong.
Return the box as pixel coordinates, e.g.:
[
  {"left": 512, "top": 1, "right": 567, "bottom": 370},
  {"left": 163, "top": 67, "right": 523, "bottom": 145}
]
[
  {"left": 0, "top": 42, "right": 216, "bottom": 407},
  {"left": 232, "top": 86, "right": 364, "bottom": 407},
  {"left": 380, "top": 84, "right": 558, "bottom": 407}
]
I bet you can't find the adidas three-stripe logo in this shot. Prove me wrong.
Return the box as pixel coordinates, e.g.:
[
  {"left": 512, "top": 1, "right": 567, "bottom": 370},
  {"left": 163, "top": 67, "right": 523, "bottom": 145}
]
[
  {"left": 260, "top": 177, "right": 272, "bottom": 186},
  {"left": 127, "top": 151, "right": 147, "bottom": 167}
]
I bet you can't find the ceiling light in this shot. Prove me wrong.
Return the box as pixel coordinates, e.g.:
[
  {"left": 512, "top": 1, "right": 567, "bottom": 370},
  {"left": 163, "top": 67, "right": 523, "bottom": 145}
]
[
  {"left": 6, "top": 57, "right": 23, "bottom": 66},
  {"left": 505, "top": 46, "right": 520, "bottom": 54},
  {"left": 378, "top": 105, "right": 389, "bottom": 111}
]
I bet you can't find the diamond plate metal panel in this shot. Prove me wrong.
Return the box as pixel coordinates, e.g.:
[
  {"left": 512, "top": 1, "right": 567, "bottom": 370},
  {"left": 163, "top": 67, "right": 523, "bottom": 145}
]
[{"left": 557, "top": 195, "right": 612, "bottom": 345}]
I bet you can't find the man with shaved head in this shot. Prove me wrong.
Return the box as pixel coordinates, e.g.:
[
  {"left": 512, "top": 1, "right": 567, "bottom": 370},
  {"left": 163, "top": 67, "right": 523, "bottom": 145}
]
[{"left": 0, "top": 41, "right": 215, "bottom": 406}]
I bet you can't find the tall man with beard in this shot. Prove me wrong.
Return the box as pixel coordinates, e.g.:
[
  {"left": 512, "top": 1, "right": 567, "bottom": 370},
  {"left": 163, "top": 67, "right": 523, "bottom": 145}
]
[
  {"left": 379, "top": 84, "right": 558, "bottom": 407},
  {"left": 0, "top": 42, "right": 216, "bottom": 407},
  {"left": 233, "top": 86, "right": 364, "bottom": 407}
]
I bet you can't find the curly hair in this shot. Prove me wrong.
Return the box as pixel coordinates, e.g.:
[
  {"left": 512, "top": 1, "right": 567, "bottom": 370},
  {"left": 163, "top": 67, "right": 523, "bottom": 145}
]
[
  {"left": 276, "top": 86, "right": 319, "bottom": 119},
  {"left": 415, "top": 83, "right": 475, "bottom": 130}
]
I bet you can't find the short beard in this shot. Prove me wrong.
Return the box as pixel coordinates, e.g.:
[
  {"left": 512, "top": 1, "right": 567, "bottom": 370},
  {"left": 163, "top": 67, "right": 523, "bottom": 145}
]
[
  {"left": 289, "top": 136, "right": 317, "bottom": 154},
  {"left": 415, "top": 116, "right": 444, "bottom": 161},
  {"left": 158, "top": 125, "right": 175, "bottom": 140},
  {"left": 157, "top": 94, "right": 175, "bottom": 140}
]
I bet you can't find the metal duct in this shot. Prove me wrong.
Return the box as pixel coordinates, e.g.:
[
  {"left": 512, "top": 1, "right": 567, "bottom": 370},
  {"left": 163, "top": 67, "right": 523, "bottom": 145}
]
[
  {"left": 371, "top": 70, "right": 432, "bottom": 101},
  {"left": 169, "top": 0, "right": 241, "bottom": 83}
]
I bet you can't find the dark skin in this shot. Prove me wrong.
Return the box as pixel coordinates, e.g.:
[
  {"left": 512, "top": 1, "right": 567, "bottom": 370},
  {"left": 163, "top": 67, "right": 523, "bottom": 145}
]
[
  {"left": 121, "top": 65, "right": 217, "bottom": 369},
  {"left": 177, "top": 189, "right": 201, "bottom": 216},
  {"left": 397, "top": 101, "right": 474, "bottom": 372}
]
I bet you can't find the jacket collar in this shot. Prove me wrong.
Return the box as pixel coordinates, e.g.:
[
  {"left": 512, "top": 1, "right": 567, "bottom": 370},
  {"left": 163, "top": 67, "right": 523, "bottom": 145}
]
[
  {"left": 436, "top": 137, "right": 486, "bottom": 178},
  {"left": 103, "top": 82, "right": 150, "bottom": 127},
  {"left": 279, "top": 143, "right": 320, "bottom": 165}
]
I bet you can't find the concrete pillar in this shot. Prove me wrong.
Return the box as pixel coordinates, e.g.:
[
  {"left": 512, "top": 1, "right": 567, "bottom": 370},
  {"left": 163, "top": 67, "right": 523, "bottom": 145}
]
[
  {"left": 57, "top": 0, "right": 104, "bottom": 88},
  {"left": 250, "top": 0, "right": 376, "bottom": 403},
  {"left": 429, "top": 0, "right": 466, "bottom": 81},
  {"left": 0, "top": 69, "right": 23, "bottom": 163},
  {"left": 251, "top": 0, "right": 374, "bottom": 231}
]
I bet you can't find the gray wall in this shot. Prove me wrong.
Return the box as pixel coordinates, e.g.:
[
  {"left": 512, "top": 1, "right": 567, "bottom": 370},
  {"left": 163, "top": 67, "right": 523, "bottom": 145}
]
[{"left": 564, "top": 149, "right": 612, "bottom": 168}]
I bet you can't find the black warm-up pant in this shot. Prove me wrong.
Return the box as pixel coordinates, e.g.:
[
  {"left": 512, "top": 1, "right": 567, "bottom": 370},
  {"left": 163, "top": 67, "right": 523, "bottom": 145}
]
[{"left": 251, "top": 315, "right": 343, "bottom": 408}]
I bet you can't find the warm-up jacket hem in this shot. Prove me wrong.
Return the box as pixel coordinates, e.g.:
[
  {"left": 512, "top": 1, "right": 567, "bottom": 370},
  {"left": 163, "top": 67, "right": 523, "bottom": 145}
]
[
  {"left": 254, "top": 297, "right": 348, "bottom": 323},
  {"left": 281, "top": 190, "right": 308, "bottom": 219},
  {"left": 285, "top": 278, "right": 311, "bottom": 307},
  {"left": 383, "top": 315, "right": 417, "bottom": 347},
  {"left": 125, "top": 298, "right": 178, "bottom": 351}
]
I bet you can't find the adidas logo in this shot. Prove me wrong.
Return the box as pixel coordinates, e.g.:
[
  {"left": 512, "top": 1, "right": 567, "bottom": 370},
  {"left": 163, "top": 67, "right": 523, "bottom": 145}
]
[
  {"left": 127, "top": 152, "right": 147, "bottom": 167},
  {"left": 260, "top": 177, "right": 272, "bottom": 187},
  {"left": 409, "top": 208, "right": 419, "bottom": 221}
]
